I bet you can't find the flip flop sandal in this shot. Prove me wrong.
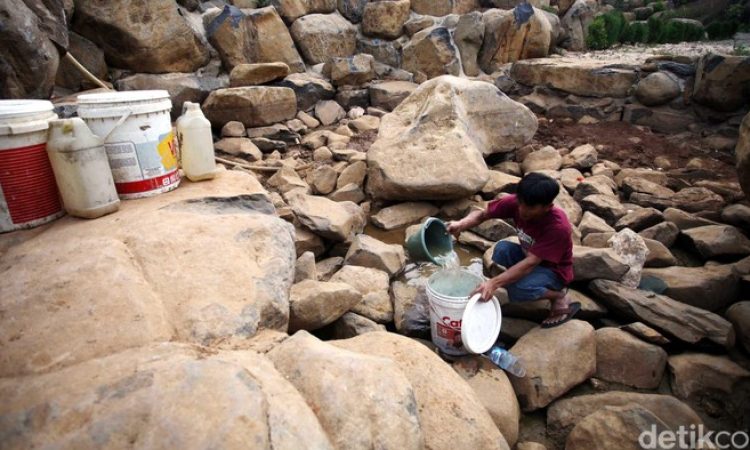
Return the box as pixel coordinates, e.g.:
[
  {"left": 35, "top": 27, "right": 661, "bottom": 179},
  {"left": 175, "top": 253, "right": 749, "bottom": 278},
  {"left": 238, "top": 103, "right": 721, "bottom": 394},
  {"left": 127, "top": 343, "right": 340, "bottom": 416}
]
[{"left": 541, "top": 302, "right": 581, "bottom": 329}]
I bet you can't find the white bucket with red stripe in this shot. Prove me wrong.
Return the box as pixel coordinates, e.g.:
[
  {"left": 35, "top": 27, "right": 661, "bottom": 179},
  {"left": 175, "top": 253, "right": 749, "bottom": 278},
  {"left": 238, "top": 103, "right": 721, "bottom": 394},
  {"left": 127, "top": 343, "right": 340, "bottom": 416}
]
[
  {"left": 77, "top": 91, "right": 180, "bottom": 199},
  {"left": 0, "top": 100, "right": 63, "bottom": 233}
]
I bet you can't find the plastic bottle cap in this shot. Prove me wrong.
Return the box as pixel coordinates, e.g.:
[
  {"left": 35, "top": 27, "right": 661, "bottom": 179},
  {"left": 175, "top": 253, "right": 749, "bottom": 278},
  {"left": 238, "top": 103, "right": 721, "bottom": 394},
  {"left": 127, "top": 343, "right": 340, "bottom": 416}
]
[{"left": 461, "top": 293, "right": 502, "bottom": 354}]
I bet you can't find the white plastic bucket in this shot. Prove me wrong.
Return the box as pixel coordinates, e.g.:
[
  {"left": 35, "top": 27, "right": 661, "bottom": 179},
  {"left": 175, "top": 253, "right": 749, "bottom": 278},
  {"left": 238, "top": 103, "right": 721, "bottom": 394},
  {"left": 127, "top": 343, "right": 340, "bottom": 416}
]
[
  {"left": 0, "top": 100, "right": 63, "bottom": 233},
  {"left": 426, "top": 269, "right": 484, "bottom": 356},
  {"left": 77, "top": 90, "right": 180, "bottom": 199}
]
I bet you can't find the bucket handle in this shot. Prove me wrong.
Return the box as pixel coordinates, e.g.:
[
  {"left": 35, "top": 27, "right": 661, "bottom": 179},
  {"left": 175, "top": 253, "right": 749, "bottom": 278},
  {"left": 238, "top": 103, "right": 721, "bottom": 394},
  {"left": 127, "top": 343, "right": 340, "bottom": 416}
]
[{"left": 102, "top": 111, "right": 133, "bottom": 142}]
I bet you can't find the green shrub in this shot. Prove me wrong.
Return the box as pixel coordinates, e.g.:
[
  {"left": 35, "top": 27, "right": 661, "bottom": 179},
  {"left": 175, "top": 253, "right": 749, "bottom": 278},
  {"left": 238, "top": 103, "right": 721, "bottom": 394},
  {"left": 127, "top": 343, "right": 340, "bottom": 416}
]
[
  {"left": 648, "top": 16, "right": 667, "bottom": 42},
  {"left": 622, "top": 21, "right": 651, "bottom": 43},
  {"left": 651, "top": 1, "right": 666, "bottom": 12},
  {"left": 662, "top": 19, "right": 704, "bottom": 42},
  {"left": 603, "top": 10, "right": 628, "bottom": 44},
  {"left": 586, "top": 17, "right": 610, "bottom": 49},
  {"left": 706, "top": 20, "right": 739, "bottom": 39}
]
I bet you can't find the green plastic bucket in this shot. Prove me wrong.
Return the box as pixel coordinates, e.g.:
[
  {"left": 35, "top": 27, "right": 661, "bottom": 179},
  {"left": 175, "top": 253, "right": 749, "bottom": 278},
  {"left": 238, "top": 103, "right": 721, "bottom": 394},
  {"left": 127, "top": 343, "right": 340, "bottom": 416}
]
[{"left": 405, "top": 217, "right": 454, "bottom": 265}]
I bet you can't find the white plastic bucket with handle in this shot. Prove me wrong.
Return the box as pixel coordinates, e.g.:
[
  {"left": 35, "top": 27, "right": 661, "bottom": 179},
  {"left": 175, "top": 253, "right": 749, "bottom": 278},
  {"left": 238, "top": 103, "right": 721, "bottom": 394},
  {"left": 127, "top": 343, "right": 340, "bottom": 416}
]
[
  {"left": 77, "top": 90, "right": 180, "bottom": 199},
  {"left": 426, "top": 269, "right": 485, "bottom": 356},
  {"left": 0, "top": 100, "right": 63, "bottom": 233}
]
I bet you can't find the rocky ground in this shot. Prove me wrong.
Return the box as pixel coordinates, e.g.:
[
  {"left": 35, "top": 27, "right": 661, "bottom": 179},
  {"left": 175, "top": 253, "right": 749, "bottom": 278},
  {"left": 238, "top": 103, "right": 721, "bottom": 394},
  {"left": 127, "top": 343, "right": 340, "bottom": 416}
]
[{"left": 2, "top": 0, "right": 750, "bottom": 449}]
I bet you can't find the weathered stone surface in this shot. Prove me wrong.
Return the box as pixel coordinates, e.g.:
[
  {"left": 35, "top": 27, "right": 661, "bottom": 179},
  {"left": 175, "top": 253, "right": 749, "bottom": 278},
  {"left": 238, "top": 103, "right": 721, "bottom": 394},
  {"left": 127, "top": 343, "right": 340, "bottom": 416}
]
[
  {"left": 334, "top": 332, "right": 511, "bottom": 450},
  {"left": 367, "top": 76, "right": 537, "bottom": 200},
  {"left": 482, "top": 171, "right": 521, "bottom": 197},
  {"left": 371, "top": 203, "right": 440, "bottom": 230},
  {"left": 56, "top": 32, "right": 109, "bottom": 92},
  {"left": 573, "top": 246, "right": 629, "bottom": 281},
  {"left": 560, "top": 0, "right": 597, "bottom": 51},
  {"left": 73, "top": 0, "right": 209, "bottom": 73},
  {"left": 668, "top": 353, "right": 750, "bottom": 429},
  {"left": 511, "top": 57, "right": 638, "bottom": 98},
  {"left": 411, "top": 0, "right": 481, "bottom": 15},
  {"left": 727, "top": 301, "right": 750, "bottom": 353},
  {"left": 291, "top": 13, "right": 357, "bottom": 65},
  {"left": 295, "top": 250, "right": 317, "bottom": 282},
  {"left": 362, "top": 0, "right": 411, "bottom": 40},
  {"left": 614, "top": 207, "right": 663, "bottom": 232},
  {"left": 636, "top": 71, "right": 681, "bottom": 106},
  {"left": 338, "top": 0, "right": 369, "bottom": 22},
  {"left": 230, "top": 62, "right": 290, "bottom": 86},
  {"left": 327, "top": 311, "right": 387, "bottom": 338},
  {"left": 589, "top": 280, "right": 735, "bottom": 347},
  {"left": 580, "top": 194, "right": 628, "bottom": 225},
  {"left": 573, "top": 175, "right": 617, "bottom": 201},
  {"left": 663, "top": 207, "right": 718, "bottom": 230},
  {"left": 272, "top": 0, "right": 337, "bottom": 23},
  {"left": 621, "top": 176, "right": 674, "bottom": 200},
  {"left": 287, "top": 193, "right": 365, "bottom": 242},
  {"left": 509, "top": 320, "right": 596, "bottom": 411},
  {"left": 501, "top": 289, "right": 607, "bottom": 321},
  {"left": 203, "top": 87, "right": 297, "bottom": 128},
  {"left": 621, "top": 321, "right": 671, "bottom": 345},
  {"left": 632, "top": 187, "right": 726, "bottom": 213},
  {"left": 579, "top": 211, "right": 614, "bottom": 236},
  {"left": 693, "top": 53, "right": 750, "bottom": 112},
  {"left": 547, "top": 392, "right": 703, "bottom": 443},
  {"left": 479, "top": 6, "right": 553, "bottom": 73},
  {"left": 453, "top": 356, "right": 521, "bottom": 447},
  {"left": 330, "top": 265, "right": 393, "bottom": 323},
  {"left": 345, "top": 234, "right": 406, "bottom": 276},
  {"left": 214, "top": 137, "right": 264, "bottom": 161},
  {"left": 564, "top": 144, "right": 598, "bottom": 170},
  {"left": 555, "top": 187, "right": 583, "bottom": 225},
  {"left": 682, "top": 224, "right": 750, "bottom": 259},
  {"left": 565, "top": 405, "right": 672, "bottom": 450},
  {"left": 455, "top": 12, "right": 486, "bottom": 77},
  {"left": 595, "top": 327, "right": 667, "bottom": 388},
  {"left": 738, "top": 112, "right": 750, "bottom": 199},
  {"left": 391, "top": 281, "right": 431, "bottom": 337},
  {"left": 0, "top": 171, "right": 295, "bottom": 377},
  {"left": 348, "top": 115, "right": 381, "bottom": 133},
  {"left": 269, "top": 166, "right": 310, "bottom": 193},
  {"left": 267, "top": 331, "right": 424, "bottom": 450},
  {"left": 369, "top": 81, "right": 419, "bottom": 111},
  {"left": 403, "top": 27, "right": 462, "bottom": 80},
  {"left": 277, "top": 72, "right": 336, "bottom": 111},
  {"left": 310, "top": 165, "right": 338, "bottom": 195},
  {"left": 0, "top": 343, "right": 333, "bottom": 450},
  {"left": 329, "top": 54, "right": 376, "bottom": 86},
  {"left": 641, "top": 265, "right": 739, "bottom": 311},
  {"left": 315, "top": 100, "right": 346, "bottom": 126},
  {"left": 289, "top": 280, "right": 363, "bottom": 331},
  {"left": 638, "top": 221, "right": 679, "bottom": 247},
  {"left": 0, "top": 0, "right": 60, "bottom": 98},
  {"left": 522, "top": 147, "right": 562, "bottom": 173}
]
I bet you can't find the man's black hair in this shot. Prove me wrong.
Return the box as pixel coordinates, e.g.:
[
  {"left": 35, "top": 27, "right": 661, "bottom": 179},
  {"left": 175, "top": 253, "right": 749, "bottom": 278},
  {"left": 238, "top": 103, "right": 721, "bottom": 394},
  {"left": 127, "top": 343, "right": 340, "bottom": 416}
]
[{"left": 516, "top": 172, "right": 560, "bottom": 206}]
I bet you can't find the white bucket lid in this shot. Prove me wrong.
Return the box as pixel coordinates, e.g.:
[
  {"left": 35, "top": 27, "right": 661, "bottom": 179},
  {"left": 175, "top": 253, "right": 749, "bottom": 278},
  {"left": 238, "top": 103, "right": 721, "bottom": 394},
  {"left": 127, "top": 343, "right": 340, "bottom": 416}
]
[
  {"left": 77, "top": 90, "right": 172, "bottom": 119},
  {"left": 461, "top": 293, "right": 502, "bottom": 354},
  {"left": 0, "top": 100, "right": 56, "bottom": 135},
  {"left": 77, "top": 90, "right": 170, "bottom": 105}
]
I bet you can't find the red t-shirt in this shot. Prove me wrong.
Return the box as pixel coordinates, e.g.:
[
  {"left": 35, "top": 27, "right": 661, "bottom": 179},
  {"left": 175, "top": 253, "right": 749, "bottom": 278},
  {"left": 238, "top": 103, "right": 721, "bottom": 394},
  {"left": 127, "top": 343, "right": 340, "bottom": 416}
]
[{"left": 486, "top": 194, "right": 574, "bottom": 285}]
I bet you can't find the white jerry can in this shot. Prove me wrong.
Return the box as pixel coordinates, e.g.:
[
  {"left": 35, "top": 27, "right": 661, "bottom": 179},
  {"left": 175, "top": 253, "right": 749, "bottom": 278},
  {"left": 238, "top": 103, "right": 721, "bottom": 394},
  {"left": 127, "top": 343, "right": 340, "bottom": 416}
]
[
  {"left": 46, "top": 118, "right": 120, "bottom": 219},
  {"left": 177, "top": 102, "right": 216, "bottom": 182}
]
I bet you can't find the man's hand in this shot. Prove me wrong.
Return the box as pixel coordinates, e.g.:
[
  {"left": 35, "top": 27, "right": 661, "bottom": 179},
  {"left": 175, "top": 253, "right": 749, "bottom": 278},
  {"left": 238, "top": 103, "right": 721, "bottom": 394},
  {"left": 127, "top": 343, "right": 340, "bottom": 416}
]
[
  {"left": 446, "top": 220, "right": 464, "bottom": 238},
  {"left": 472, "top": 279, "right": 499, "bottom": 302}
]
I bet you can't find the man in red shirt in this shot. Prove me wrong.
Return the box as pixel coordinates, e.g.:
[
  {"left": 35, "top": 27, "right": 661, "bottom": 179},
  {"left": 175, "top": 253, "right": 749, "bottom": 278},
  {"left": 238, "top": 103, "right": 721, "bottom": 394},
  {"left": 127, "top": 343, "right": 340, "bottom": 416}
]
[{"left": 447, "top": 173, "right": 580, "bottom": 328}]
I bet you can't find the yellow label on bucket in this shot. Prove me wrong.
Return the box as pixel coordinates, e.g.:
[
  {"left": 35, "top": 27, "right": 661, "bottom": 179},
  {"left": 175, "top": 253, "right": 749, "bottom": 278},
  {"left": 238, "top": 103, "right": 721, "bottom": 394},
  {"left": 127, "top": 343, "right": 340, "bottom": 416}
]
[{"left": 157, "top": 132, "right": 177, "bottom": 171}]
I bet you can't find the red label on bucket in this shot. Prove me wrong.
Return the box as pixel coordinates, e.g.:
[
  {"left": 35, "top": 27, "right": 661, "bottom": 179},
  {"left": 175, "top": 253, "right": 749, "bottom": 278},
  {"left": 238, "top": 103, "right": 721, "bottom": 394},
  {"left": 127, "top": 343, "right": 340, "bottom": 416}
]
[
  {"left": 115, "top": 169, "right": 180, "bottom": 195},
  {"left": 0, "top": 143, "right": 62, "bottom": 224}
]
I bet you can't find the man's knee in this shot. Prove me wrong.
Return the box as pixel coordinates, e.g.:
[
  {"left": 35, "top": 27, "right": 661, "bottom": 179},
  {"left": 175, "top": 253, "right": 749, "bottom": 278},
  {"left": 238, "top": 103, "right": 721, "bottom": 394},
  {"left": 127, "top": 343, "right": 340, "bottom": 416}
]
[{"left": 492, "top": 241, "right": 522, "bottom": 267}]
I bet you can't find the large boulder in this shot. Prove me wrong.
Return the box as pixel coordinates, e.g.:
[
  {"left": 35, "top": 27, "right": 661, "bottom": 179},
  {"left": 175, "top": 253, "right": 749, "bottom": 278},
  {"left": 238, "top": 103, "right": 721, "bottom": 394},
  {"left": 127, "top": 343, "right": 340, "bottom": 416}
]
[
  {"left": 573, "top": 246, "right": 629, "bottom": 281},
  {"left": 371, "top": 202, "right": 440, "bottom": 230},
  {"left": 455, "top": 12, "right": 486, "bottom": 77},
  {"left": 345, "top": 234, "right": 406, "bottom": 276},
  {"left": 272, "top": 0, "right": 337, "bottom": 23},
  {"left": 334, "top": 332, "right": 511, "bottom": 450},
  {"left": 291, "top": 13, "right": 357, "bottom": 65},
  {"left": 402, "top": 26, "right": 462, "bottom": 80},
  {"left": 289, "top": 280, "right": 363, "bottom": 331},
  {"left": 727, "top": 301, "right": 750, "bottom": 353},
  {"left": 202, "top": 86, "right": 297, "bottom": 128},
  {"left": 668, "top": 353, "right": 750, "bottom": 429},
  {"left": 682, "top": 224, "right": 750, "bottom": 259},
  {"left": 511, "top": 57, "right": 638, "bottom": 98},
  {"left": 0, "top": 171, "right": 295, "bottom": 378},
  {"left": 366, "top": 76, "right": 537, "bottom": 201},
  {"left": 362, "top": 0, "right": 411, "bottom": 40},
  {"left": 286, "top": 193, "right": 365, "bottom": 242},
  {"left": 509, "top": 320, "right": 596, "bottom": 411},
  {"left": 641, "top": 265, "right": 739, "bottom": 311},
  {"left": 560, "top": 0, "right": 597, "bottom": 51},
  {"left": 330, "top": 265, "right": 393, "bottom": 323},
  {"left": 230, "top": 62, "right": 290, "bottom": 87},
  {"left": 565, "top": 405, "right": 673, "bottom": 450},
  {"left": 207, "top": 6, "right": 305, "bottom": 73},
  {"left": 635, "top": 71, "right": 681, "bottom": 106},
  {"left": 693, "top": 53, "right": 750, "bottom": 112},
  {"left": 0, "top": 0, "right": 60, "bottom": 98},
  {"left": 589, "top": 280, "right": 735, "bottom": 347},
  {"left": 594, "top": 327, "right": 667, "bottom": 389},
  {"left": 738, "top": 112, "right": 750, "bottom": 199},
  {"left": 56, "top": 32, "right": 109, "bottom": 92},
  {"left": 0, "top": 344, "right": 333, "bottom": 449},
  {"left": 411, "top": 0, "right": 481, "bottom": 15},
  {"left": 479, "top": 5, "right": 553, "bottom": 73},
  {"left": 547, "top": 392, "right": 703, "bottom": 443},
  {"left": 267, "top": 332, "right": 424, "bottom": 449},
  {"left": 453, "top": 356, "right": 521, "bottom": 447},
  {"left": 369, "top": 80, "right": 419, "bottom": 111},
  {"left": 338, "top": 0, "right": 369, "bottom": 22},
  {"left": 276, "top": 72, "right": 336, "bottom": 111},
  {"left": 116, "top": 72, "right": 228, "bottom": 120},
  {"left": 72, "top": 0, "right": 208, "bottom": 73}
]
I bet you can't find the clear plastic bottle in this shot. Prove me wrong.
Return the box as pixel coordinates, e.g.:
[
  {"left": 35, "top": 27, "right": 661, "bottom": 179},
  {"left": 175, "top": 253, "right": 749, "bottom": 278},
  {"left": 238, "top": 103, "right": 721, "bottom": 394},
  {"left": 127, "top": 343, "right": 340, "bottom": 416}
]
[
  {"left": 176, "top": 102, "right": 216, "bottom": 181},
  {"left": 484, "top": 346, "right": 526, "bottom": 377}
]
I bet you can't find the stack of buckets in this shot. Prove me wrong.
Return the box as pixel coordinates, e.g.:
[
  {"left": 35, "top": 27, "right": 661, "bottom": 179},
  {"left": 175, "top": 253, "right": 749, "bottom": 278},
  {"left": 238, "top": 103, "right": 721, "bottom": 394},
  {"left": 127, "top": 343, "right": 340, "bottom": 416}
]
[{"left": 0, "top": 90, "right": 193, "bottom": 233}]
